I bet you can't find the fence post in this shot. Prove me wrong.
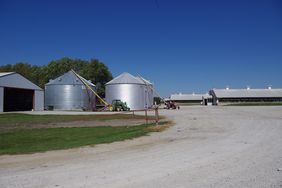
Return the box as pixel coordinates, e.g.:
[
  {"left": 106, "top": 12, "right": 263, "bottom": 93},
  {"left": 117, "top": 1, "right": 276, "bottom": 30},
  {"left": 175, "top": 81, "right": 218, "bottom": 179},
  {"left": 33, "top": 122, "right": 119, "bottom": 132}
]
[
  {"left": 145, "top": 109, "right": 148, "bottom": 124},
  {"left": 155, "top": 107, "right": 159, "bottom": 125}
]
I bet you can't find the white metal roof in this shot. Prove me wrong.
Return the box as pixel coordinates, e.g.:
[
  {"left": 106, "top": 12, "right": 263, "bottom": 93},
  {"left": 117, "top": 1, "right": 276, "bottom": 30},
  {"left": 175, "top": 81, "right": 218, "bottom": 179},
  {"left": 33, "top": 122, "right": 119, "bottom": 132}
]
[
  {"left": 211, "top": 88, "right": 282, "bottom": 98},
  {"left": 0, "top": 72, "right": 14, "bottom": 77},
  {"left": 106, "top": 72, "right": 145, "bottom": 85},
  {"left": 0, "top": 72, "right": 43, "bottom": 90},
  {"left": 45, "top": 70, "right": 95, "bottom": 87},
  {"left": 171, "top": 93, "right": 210, "bottom": 101}
]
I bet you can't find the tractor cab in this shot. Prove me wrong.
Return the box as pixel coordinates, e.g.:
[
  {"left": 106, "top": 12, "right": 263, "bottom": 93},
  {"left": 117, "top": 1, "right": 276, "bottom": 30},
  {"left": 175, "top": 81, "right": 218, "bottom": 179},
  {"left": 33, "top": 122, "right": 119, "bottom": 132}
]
[{"left": 111, "top": 99, "right": 130, "bottom": 111}]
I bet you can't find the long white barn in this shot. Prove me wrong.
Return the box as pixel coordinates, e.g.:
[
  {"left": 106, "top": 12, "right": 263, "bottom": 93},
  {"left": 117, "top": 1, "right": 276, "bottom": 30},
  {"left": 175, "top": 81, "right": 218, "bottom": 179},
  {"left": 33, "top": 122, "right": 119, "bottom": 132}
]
[{"left": 209, "top": 87, "right": 282, "bottom": 105}]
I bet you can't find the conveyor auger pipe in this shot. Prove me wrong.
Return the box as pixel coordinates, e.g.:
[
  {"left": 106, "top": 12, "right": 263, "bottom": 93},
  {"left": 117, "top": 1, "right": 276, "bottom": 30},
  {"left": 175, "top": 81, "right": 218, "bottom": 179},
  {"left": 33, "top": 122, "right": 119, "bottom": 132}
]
[{"left": 71, "top": 69, "right": 111, "bottom": 108}]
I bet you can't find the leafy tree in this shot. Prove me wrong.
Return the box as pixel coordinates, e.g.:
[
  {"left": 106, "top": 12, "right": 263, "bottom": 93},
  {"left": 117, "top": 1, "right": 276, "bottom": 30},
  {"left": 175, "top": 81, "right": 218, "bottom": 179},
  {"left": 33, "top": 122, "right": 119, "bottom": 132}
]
[
  {"left": 0, "top": 64, "right": 13, "bottom": 72},
  {"left": 79, "top": 59, "right": 113, "bottom": 97},
  {"left": 154, "top": 97, "right": 162, "bottom": 105}
]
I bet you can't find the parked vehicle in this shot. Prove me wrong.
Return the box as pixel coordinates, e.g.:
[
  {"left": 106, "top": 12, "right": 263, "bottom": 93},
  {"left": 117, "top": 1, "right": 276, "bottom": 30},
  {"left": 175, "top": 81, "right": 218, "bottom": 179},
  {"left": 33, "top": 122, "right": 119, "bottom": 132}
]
[
  {"left": 164, "top": 100, "right": 180, "bottom": 110},
  {"left": 111, "top": 99, "right": 130, "bottom": 111}
]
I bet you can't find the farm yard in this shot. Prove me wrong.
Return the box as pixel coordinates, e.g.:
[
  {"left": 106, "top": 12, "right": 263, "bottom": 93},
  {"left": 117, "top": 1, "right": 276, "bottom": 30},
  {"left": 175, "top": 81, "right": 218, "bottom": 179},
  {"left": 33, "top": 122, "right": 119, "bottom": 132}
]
[
  {"left": 1, "top": 0, "right": 282, "bottom": 187},
  {"left": 1, "top": 106, "right": 282, "bottom": 187}
]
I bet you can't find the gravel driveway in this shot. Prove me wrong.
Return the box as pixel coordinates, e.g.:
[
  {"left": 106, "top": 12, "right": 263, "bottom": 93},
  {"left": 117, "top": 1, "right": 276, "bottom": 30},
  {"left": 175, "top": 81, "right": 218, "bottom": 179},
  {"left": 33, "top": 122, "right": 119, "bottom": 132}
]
[{"left": 0, "top": 106, "right": 282, "bottom": 188}]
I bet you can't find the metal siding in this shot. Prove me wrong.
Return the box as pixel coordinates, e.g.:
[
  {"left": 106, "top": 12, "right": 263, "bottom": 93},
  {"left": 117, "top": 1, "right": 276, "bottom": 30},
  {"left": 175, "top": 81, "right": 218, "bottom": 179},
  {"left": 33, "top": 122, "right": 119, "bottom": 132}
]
[
  {"left": 0, "top": 73, "right": 42, "bottom": 90},
  {"left": 106, "top": 72, "right": 144, "bottom": 85},
  {"left": 212, "top": 89, "right": 282, "bottom": 98},
  {"left": 45, "top": 84, "right": 95, "bottom": 110},
  {"left": 171, "top": 93, "right": 211, "bottom": 101},
  {"left": 0, "top": 87, "right": 3, "bottom": 112},
  {"left": 136, "top": 77, "right": 154, "bottom": 107},
  {"left": 149, "top": 87, "right": 153, "bottom": 106},
  {"left": 106, "top": 73, "right": 155, "bottom": 110},
  {"left": 0, "top": 72, "right": 13, "bottom": 77},
  {"left": 171, "top": 94, "right": 204, "bottom": 101},
  {"left": 106, "top": 84, "right": 146, "bottom": 110},
  {"left": 145, "top": 86, "right": 154, "bottom": 107},
  {"left": 34, "top": 90, "right": 44, "bottom": 111}
]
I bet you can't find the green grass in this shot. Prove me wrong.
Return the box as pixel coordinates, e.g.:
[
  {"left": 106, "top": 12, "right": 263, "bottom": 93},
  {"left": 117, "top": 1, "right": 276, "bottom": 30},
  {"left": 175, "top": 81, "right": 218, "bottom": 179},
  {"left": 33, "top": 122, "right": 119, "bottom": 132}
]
[
  {"left": 0, "top": 122, "right": 168, "bottom": 155},
  {"left": 0, "top": 113, "right": 168, "bottom": 155},
  {"left": 225, "top": 102, "right": 282, "bottom": 106},
  {"left": 0, "top": 113, "right": 146, "bottom": 126}
]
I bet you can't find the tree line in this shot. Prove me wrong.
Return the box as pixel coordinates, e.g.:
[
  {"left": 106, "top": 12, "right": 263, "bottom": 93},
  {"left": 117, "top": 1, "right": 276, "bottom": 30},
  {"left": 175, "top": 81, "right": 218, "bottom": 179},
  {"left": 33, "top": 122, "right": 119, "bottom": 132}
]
[{"left": 0, "top": 57, "right": 113, "bottom": 97}]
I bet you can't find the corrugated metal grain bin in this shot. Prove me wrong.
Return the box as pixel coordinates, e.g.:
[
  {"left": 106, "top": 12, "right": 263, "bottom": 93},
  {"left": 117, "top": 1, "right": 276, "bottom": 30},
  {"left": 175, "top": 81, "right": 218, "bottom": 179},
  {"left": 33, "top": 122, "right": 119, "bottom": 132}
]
[
  {"left": 136, "top": 76, "right": 154, "bottom": 108},
  {"left": 44, "top": 70, "right": 96, "bottom": 110},
  {"left": 105, "top": 72, "right": 154, "bottom": 110}
]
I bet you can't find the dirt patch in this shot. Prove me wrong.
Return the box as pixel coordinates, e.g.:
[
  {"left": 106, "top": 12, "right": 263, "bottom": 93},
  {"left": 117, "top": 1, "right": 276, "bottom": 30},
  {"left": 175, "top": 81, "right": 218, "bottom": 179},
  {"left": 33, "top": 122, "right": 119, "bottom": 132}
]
[
  {"left": 146, "top": 121, "right": 175, "bottom": 132},
  {"left": 0, "top": 119, "right": 159, "bottom": 133}
]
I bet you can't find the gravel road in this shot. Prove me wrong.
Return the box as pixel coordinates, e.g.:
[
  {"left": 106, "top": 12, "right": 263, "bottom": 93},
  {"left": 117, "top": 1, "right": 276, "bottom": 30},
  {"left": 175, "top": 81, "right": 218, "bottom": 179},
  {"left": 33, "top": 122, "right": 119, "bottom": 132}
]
[{"left": 1, "top": 106, "right": 282, "bottom": 188}]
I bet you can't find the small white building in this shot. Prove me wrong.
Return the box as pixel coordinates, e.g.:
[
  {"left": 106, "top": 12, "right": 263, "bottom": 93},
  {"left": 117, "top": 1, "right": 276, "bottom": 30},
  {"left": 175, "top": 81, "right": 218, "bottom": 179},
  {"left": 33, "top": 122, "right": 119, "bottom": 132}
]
[
  {"left": 170, "top": 93, "right": 211, "bottom": 105},
  {"left": 0, "top": 72, "right": 44, "bottom": 112}
]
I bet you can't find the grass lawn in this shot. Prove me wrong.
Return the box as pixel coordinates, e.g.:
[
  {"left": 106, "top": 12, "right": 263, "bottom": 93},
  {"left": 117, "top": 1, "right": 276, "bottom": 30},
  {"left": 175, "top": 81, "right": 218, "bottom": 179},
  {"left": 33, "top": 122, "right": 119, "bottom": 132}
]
[
  {"left": 0, "top": 113, "right": 147, "bottom": 126},
  {"left": 225, "top": 102, "right": 282, "bottom": 106},
  {"left": 0, "top": 113, "right": 169, "bottom": 155},
  {"left": 0, "top": 122, "right": 169, "bottom": 155}
]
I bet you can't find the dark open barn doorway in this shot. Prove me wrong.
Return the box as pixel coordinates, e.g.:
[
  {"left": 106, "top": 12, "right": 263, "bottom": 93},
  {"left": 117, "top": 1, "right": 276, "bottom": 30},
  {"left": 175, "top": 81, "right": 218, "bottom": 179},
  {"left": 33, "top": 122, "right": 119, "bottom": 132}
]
[{"left": 3, "top": 87, "right": 34, "bottom": 112}]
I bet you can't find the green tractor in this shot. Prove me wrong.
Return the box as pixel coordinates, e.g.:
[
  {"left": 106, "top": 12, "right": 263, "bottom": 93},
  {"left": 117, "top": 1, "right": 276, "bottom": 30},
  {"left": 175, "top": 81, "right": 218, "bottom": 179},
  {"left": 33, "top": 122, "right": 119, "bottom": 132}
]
[{"left": 111, "top": 99, "right": 130, "bottom": 111}]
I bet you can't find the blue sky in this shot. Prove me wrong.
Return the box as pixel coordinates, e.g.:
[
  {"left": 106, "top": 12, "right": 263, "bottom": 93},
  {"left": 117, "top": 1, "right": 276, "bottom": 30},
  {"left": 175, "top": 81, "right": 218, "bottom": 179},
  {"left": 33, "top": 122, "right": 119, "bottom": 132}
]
[{"left": 0, "top": 0, "right": 281, "bottom": 96}]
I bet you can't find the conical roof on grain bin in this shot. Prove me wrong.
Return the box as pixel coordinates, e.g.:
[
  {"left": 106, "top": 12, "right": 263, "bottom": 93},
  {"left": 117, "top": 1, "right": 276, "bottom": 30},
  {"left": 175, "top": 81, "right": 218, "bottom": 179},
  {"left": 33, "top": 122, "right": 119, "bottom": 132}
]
[
  {"left": 105, "top": 72, "right": 145, "bottom": 85},
  {"left": 46, "top": 70, "right": 95, "bottom": 87}
]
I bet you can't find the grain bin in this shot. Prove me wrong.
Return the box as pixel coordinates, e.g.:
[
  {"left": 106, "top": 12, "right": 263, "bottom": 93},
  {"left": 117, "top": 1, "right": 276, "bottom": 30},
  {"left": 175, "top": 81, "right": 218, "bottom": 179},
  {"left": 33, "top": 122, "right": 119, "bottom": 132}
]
[
  {"left": 105, "top": 72, "right": 154, "bottom": 110},
  {"left": 137, "top": 76, "right": 154, "bottom": 108},
  {"left": 45, "top": 70, "right": 96, "bottom": 110}
]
